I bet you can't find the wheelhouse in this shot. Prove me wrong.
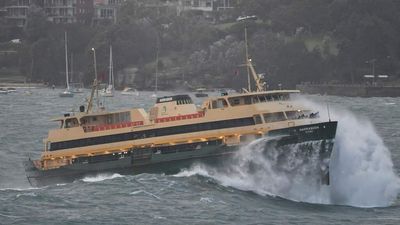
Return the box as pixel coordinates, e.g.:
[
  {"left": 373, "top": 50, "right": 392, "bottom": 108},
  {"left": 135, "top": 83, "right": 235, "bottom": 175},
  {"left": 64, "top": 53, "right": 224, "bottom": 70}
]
[{"left": 204, "top": 90, "right": 300, "bottom": 109}]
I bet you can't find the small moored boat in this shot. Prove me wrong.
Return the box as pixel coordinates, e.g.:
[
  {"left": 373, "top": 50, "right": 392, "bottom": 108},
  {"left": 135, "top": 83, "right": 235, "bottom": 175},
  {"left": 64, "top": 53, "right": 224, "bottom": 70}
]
[
  {"left": 0, "top": 88, "right": 8, "bottom": 94},
  {"left": 59, "top": 31, "right": 73, "bottom": 98},
  {"left": 121, "top": 87, "right": 139, "bottom": 96},
  {"left": 100, "top": 45, "right": 115, "bottom": 97}
]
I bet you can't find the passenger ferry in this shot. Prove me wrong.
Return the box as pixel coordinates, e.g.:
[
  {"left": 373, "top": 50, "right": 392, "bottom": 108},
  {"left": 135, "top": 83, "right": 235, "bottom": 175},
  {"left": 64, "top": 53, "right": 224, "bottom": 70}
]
[
  {"left": 24, "top": 28, "right": 337, "bottom": 187},
  {"left": 24, "top": 79, "right": 337, "bottom": 187}
]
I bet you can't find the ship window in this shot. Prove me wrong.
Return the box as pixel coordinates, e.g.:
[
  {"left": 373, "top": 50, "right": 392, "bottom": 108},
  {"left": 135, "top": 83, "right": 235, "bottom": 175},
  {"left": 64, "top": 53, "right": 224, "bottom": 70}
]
[
  {"left": 263, "top": 112, "right": 286, "bottom": 123},
  {"left": 285, "top": 110, "right": 313, "bottom": 120},
  {"left": 228, "top": 97, "right": 241, "bottom": 106},
  {"left": 258, "top": 95, "right": 272, "bottom": 102},
  {"left": 107, "top": 115, "right": 113, "bottom": 124},
  {"left": 253, "top": 115, "right": 262, "bottom": 124},
  {"left": 258, "top": 95, "right": 266, "bottom": 102},
  {"left": 65, "top": 118, "right": 79, "bottom": 128},
  {"left": 252, "top": 96, "right": 260, "bottom": 103},
  {"left": 211, "top": 100, "right": 217, "bottom": 109},
  {"left": 211, "top": 99, "right": 228, "bottom": 109},
  {"left": 271, "top": 93, "right": 290, "bottom": 101},
  {"left": 244, "top": 96, "right": 252, "bottom": 105},
  {"left": 285, "top": 111, "right": 302, "bottom": 120}
]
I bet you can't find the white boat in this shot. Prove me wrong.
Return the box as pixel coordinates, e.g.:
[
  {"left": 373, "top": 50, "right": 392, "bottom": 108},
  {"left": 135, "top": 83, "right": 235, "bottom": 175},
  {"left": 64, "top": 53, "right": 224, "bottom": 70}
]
[
  {"left": 59, "top": 31, "right": 73, "bottom": 98},
  {"left": 59, "top": 90, "right": 74, "bottom": 97},
  {"left": 121, "top": 87, "right": 139, "bottom": 96},
  {"left": 0, "top": 88, "right": 8, "bottom": 94},
  {"left": 6, "top": 87, "right": 17, "bottom": 93},
  {"left": 101, "top": 46, "right": 114, "bottom": 97}
]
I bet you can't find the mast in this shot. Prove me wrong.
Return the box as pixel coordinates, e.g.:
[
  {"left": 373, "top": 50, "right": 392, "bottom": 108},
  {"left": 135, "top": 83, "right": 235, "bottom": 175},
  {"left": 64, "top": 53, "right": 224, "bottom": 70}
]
[
  {"left": 237, "top": 15, "right": 265, "bottom": 92},
  {"left": 109, "top": 45, "right": 114, "bottom": 91},
  {"left": 155, "top": 42, "right": 159, "bottom": 94},
  {"left": 86, "top": 78, "right": 97, "bottom": 113},
  {"left": 244, "top": 25, "right": 251, "bottom": 92},
  {"left": 64, "top": 31, "right": 70, "bottom": 90},
  {"left": 91, "top": 48, "right": 99, "bottom": 108},
  {"left": 70, "top": 52, "right": 73, "bottom": 83}
]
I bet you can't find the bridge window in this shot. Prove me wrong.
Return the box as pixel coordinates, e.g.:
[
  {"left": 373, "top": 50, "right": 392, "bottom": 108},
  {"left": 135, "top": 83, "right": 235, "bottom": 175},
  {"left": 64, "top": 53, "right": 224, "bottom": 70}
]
[
  {"left": 211, "top": 99, "right": 228, "bottom": 109},
  {"left": 228, "top": 97, "right": 241, "bottom": 106},
  {"left": 285, "top": 110, "right": 314, "bottom": 120},
  {"left": 65, "top": 118, "right": 79, "bottom": 128},
  {"left": 263, "top": 112, "right": 286, "bottom": 123}
]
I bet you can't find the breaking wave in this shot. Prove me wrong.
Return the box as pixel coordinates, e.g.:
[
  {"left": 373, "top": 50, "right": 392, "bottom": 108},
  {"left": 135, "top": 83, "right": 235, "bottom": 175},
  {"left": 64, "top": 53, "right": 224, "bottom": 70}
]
[
  {"left": 176, "top": 102, "right": 400, "bottom": 208},
  {"left": 81, "top": 173, "right": 124, "bottom": 183}
]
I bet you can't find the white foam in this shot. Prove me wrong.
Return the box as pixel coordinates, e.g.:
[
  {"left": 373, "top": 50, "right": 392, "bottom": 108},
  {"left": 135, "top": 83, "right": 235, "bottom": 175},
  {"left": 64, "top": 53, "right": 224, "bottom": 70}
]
[
  {"left": 81, "top": 173, "right": 124, "bottom": 183},
  {"left": 0, "top": 187, "right": 41, "bottom": 192},
  {"left": 129, "top": 190, "right": 161, "bottom": 199},
  {"left": 176, "top": 100, "right": 400, "bottom": 208}
]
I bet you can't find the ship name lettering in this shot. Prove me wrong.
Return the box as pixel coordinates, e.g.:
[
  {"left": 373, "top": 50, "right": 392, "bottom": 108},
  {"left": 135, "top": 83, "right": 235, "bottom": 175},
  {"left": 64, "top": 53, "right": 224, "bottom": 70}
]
[
  {"left": 159, "top": 97, "right": 173, "bottom": 102},
  {"left": 299, "top": 126, "right": 319, "bottom": 132}
]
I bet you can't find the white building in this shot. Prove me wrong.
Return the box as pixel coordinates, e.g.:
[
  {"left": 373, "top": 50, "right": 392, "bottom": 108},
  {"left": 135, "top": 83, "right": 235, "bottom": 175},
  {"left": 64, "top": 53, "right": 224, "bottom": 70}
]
[
  {"left": 93, "top": 0, "right": 124, "bottom": 24},
  {"left": 43, "top": 0, "right": 77, "bottom": 23}
]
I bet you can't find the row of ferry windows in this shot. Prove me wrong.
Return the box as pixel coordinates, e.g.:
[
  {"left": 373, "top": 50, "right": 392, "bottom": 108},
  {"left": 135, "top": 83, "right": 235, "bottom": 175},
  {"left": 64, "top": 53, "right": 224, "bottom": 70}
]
[
  {"left": 208, "top": 93, "right": 293, "bottom": 109},
  {"left": 64, "top": 112, "right": 131, "bottom": 128},
  {"left": 50, "top": 117, "right": 255, "bottom": 151},
  {"left": 253, "top": 110, "right": 317, "bottom": 124},
  {"left": 229, "top": 94, "right": 291, "bottom": 107}
]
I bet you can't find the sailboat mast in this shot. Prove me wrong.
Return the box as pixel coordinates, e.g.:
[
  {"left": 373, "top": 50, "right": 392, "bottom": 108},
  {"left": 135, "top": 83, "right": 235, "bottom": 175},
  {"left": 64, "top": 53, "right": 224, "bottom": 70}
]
[
  {"left": 109, "top": 45, "right": 113, "bottom": 89},
  {"left": 155, "top": 50, "right": 159, "bottom": 93},
  {"left": 155, "top": 36, "right": 159, "bottom": 94},
  {"left": 155, "top": 52, "right": 158, "bottom": 93},
  {"left": 91, "top": 48, "right": 99, "bottom": 108},
  {"left": 64, "top": 31, "right": 70, "bottom": 90},
  {"left": 70, "top": 52, "right": 73, "bottom": 83}
]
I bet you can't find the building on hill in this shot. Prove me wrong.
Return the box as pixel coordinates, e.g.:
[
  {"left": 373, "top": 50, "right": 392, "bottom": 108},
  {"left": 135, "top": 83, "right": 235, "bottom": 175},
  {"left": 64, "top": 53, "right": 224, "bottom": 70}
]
[
  {"left": 76, "top": 0, "right": 94, "bottom": 24},
  {"left": 42, "top": 0, "right": 77, "bottom": 23},
  {"left": 177, "top": 0, "right": 235, "bottom": 12},
  {"left": 92, "top": 0, "right": 124, "bottom": 25},
  {"left": 175, "top": 0, "right": 236, "bottom": 20},
  {"left": 4, "top": 0, "right": 34, "bottom": 27},
  {"left": 2, "top": 0, "right": 234, "bottom": 27}
]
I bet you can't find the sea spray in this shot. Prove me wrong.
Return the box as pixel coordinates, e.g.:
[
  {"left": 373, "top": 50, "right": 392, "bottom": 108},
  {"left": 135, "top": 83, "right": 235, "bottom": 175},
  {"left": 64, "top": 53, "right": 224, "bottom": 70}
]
[
  {"left": 299, "top": 97, "right": 400, "bottom": 207},
  {"left": 328, "top": 110, "right": 400, "bottom": 207},
  {"left": 176, "top": 138, "right": 331, "bottom": 204},
  {"left": 175, "top": 100, "right": 400, "bottom": 207}
]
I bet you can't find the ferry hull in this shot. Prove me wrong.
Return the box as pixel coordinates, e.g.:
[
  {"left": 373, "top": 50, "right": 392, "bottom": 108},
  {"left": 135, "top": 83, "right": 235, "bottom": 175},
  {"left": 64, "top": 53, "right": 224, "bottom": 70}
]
[{"left": 24, "top": 121, "right": 337, "bottom": 187}]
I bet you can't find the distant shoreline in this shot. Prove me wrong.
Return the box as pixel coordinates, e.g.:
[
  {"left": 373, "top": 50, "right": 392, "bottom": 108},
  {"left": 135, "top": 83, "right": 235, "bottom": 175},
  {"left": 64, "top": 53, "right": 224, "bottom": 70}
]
[{"left": 0, "top": 82, "right": 48, "bottom": 88}]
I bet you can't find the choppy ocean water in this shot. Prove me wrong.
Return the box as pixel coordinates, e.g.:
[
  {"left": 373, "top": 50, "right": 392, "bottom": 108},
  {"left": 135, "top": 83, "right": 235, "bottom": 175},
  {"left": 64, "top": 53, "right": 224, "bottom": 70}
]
[{"left": 0, "top": 89, "right": 399, "bottom": 225}]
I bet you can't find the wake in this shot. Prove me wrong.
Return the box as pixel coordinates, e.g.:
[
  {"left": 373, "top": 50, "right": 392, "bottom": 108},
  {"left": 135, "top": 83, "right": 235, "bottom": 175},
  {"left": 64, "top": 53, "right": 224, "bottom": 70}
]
[{"left": 175, "top": 103, "right": 400, "bottom": 208}]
